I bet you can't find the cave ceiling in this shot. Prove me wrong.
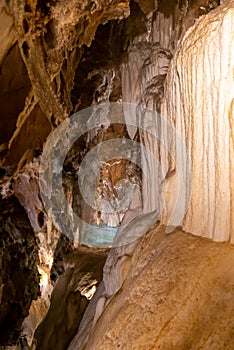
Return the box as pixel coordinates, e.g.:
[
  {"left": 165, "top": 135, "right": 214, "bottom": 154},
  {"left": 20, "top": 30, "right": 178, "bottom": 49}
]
[{"left": 0, "top": 0, "right": 219, "bottom": 169}]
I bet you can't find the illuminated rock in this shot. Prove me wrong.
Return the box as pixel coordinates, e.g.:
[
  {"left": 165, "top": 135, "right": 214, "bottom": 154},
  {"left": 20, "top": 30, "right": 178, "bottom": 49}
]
[{"left": 161, "top": 0, "right": 234, "bottom": 242}]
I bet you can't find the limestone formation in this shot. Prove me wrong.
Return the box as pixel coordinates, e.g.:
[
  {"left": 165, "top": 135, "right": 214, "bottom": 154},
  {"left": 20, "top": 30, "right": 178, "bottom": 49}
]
[
  {"left": 161, "top": 0, "right": 234, "bottom": 242},
  {"left": 68, "top": 2, "right": 234, "bottom": 349},
  {"left": 0, "top": 0, "right": 233, "bottom": 348}
]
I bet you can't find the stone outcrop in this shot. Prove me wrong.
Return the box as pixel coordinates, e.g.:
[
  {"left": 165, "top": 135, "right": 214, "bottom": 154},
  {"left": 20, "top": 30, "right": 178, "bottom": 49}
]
[{"left": 11, "top": 0, "right": 130, "bottom": 125}]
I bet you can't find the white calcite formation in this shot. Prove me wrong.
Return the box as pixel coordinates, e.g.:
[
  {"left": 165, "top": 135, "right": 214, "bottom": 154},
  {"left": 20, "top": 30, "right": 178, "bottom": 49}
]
[
  {"left": 161, "top": 0, "right": 234, "bottom": 242},
  {"left": 120, "top": 11, "right": 176, "bottom": 216},
  {"left": 121, "top": 1, "right": 233, "bottom": 242}
]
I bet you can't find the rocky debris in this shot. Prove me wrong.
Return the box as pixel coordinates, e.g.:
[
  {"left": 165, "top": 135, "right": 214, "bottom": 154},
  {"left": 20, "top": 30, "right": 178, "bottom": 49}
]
[{"left": 0, "top": 194, "right": 40, "bottom": 346}]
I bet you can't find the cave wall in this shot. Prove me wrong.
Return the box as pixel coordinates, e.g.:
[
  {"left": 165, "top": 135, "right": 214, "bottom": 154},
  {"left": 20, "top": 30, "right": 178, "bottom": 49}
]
[
  {"left": 118, "top": 0, "right": 233, "bottom": 243},
  {"left": 11, "top": 0, "right": 130, "bottom": 125},
  {"left": 0, "top": 0, "right": 233, "bottom": 347},
  {"left": 0, "top": 0, "right": 130, "bottom": 168},
  {"left": 0, "top": 1, "right": 133, "bottom": 345},
  {"left": 34, "top": 247, "right": 108, "bottom": 350},
  {"left": 118, "top": 0, "right": 225, "bottom": 227}
]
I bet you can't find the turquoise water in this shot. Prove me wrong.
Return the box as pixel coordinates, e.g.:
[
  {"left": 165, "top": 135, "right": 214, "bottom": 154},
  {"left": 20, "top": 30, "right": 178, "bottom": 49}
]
[{"left": 81, "top": 223, "right": 118, "bottom": 247}]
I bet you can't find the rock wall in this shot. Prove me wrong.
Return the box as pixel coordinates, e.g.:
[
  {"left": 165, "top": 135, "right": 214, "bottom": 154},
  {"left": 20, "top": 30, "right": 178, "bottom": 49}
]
[
  {"left": 10, "top": 0, "right": 130, "bottom": 124},
  {"left": 120, "top": 0, "right": 221, "bottom": 221},
  {"left": 0, "top": 0, "right": 130, "bottom": 168},
  {"left": 0, "top": 195, "right": 40, "bottom": 346}
]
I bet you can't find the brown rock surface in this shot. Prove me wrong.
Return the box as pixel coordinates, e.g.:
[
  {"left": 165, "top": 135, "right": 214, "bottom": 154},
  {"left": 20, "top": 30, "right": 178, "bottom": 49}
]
[
  {"left": 78, "top": 227, "right": 234, "bottom": 350},
  {"left": 10, "top": 0, "right": 130, "bottom": 125}
]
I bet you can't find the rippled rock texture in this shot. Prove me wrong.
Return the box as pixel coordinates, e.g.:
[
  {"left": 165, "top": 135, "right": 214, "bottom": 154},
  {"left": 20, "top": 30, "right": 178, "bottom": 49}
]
[{"left": 161, "top": 0, "right": 234, "bottom": 242}]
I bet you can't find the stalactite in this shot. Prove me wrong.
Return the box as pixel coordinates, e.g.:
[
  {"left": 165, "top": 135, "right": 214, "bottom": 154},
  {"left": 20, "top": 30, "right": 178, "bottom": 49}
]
[{"left": 120, "top": 4, "right": 182, "bottom": 216}]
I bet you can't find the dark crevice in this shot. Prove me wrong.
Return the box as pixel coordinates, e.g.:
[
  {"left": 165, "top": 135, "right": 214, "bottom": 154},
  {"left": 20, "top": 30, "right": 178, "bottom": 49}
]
[
  {"left": 0, "top": 44, "right": 31, "bottom": 149},
  {"left": 71, "top": 1, "right": 147, "bottom": 111},
  {"left": 22, "top": 41, "right": 29, "bottom": 58}
]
